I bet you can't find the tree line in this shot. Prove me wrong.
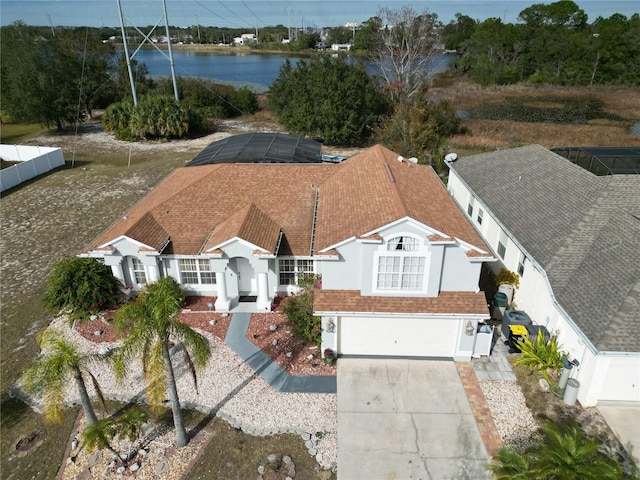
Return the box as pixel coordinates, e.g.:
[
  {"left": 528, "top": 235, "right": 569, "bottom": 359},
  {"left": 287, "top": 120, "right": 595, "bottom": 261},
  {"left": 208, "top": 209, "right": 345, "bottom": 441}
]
[
  {"left": 0, "top": 22, "right": 259, "bottom": 138},
  {"left": 443, "top": 1, "right": 639, "bottom": 86},
  {"left": 2, "top": 1, "right": 637, "bottom": 161}
]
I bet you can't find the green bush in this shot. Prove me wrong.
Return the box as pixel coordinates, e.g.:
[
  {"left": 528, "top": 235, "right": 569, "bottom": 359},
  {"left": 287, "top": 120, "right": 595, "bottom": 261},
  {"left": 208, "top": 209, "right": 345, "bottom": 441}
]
[
  {"left": 491, "top": 422, "right": 625, "bottom": 480},
  {"left": 514, "top": 330, "right": 565, "bottom": 386},
  {"left": 44, "top": 257, "right": 122, "bottom": 318},
  {"left": 281, "top": 275, "right": 322, "bottom": 347}
]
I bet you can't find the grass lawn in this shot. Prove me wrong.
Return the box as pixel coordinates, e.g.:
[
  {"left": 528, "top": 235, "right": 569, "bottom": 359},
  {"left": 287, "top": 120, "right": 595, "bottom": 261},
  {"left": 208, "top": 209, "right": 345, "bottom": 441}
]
[
  {"left": 0, "top": 129, "right": 189, "bottom": 479},
  {"left": 0, "top": 122, "right": 48, "bottom": 144}
]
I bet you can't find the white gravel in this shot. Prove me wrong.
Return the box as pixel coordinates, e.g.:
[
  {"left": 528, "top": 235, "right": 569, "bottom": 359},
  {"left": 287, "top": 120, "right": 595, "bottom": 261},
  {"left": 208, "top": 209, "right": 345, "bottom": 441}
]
[
  {"left": 479, "top": 380, "right": 541, "bottom": 451},
  {"left": 17, "top": 315, "right": 337, "bottom": 473}
]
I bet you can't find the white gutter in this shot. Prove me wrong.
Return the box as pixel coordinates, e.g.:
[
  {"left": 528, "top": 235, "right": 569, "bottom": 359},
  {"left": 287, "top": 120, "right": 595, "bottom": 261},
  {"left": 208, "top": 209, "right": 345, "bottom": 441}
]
[
  {"left": 449, "top": 167, "right": 601, "bottom": 355},
  {"left": 314, "top": 310, "right": 489, "bottom": 319}
]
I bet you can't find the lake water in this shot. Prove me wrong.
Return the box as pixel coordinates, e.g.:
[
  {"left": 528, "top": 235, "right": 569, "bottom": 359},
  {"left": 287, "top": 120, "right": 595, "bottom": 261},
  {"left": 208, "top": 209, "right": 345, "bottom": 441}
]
[{"left": 129, "top": 49, "right": 452, "bottom": 93}]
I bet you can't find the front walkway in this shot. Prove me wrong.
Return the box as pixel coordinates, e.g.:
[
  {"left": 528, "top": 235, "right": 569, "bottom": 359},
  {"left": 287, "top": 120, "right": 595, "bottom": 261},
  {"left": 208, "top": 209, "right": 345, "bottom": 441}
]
[{"left": 224, "top": 312, "right": 336, "bottom": 393}]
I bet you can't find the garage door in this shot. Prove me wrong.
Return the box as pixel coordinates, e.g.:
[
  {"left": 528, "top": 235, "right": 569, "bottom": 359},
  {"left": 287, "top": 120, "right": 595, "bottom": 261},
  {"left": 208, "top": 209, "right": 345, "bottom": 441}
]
[{"left": 338, "top": 316, "right": 459, "bottom": 358}]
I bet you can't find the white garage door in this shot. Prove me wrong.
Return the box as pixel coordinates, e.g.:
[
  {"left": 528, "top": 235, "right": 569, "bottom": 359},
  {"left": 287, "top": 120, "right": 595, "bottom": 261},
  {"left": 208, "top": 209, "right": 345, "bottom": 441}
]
[{"left": 338, "top": 316, "right": 459, "bottom": 358}]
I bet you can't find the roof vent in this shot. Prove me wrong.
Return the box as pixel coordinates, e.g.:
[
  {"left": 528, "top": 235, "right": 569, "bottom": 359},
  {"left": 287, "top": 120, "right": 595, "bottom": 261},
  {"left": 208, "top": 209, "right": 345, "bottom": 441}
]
[
  {"left": 444, "top": 153, "right": 458, "bottom": 163},
  {"left": 397, "top": 156, "right": 404, "bottom": 162}
]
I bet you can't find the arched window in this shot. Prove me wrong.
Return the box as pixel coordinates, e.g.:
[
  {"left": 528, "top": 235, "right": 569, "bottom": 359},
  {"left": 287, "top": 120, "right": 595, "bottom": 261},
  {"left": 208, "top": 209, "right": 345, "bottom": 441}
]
[{"left": 376, "top": 235, "right": 427, "bottom": 291}]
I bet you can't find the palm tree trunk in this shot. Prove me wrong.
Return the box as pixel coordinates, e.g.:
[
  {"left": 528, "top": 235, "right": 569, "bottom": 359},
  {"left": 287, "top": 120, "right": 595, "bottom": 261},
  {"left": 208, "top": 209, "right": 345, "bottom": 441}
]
[
  {"left": 162, "top": 340, "right": 188, "bottom": 448},
  {"left": 74, "top": 367, "right": 99, "bottom": 425}
]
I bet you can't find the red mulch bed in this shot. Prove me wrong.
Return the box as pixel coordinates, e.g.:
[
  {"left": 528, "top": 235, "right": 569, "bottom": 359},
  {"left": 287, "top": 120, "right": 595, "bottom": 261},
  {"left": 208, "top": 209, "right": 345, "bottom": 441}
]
[
  {"left": 72, "top": 296, "right": 335, "bottom": 377},
  {"left": 247, "top": 313, "right": 336, "bottom": 376},
  {"left": 73, "top": 296, "right": 230, "bottom": 343}
]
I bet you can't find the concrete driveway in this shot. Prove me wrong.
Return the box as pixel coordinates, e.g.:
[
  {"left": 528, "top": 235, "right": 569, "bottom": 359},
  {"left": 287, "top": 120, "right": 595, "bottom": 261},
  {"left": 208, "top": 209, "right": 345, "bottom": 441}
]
[{"left": 338, "top": 358, "right": 491, "bottom": 480}]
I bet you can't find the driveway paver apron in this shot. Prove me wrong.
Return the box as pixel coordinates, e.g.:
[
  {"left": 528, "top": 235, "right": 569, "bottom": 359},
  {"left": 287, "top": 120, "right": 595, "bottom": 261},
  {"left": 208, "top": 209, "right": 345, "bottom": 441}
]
[{"left": 337, "top": 358, "right": 491, "bottom": 480}]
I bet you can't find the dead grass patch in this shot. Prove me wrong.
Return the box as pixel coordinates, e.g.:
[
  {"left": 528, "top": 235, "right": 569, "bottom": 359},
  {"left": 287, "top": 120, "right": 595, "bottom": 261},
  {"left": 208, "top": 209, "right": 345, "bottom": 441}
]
[{"left": 450, "top": 119, "right": 637, "bottom": 150}]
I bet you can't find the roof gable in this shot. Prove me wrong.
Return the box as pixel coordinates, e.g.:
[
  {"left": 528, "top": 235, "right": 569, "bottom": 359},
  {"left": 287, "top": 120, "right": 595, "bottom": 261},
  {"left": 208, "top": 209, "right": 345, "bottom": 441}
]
[
  {"left": 123, "top": 212, "right": 170, "bottom": 252},
  {"left": 314, "top": 144, "right": 491, "bottom": 255},
  {"left": 203, "top": 203, "right": 281, "bottom": 254}
]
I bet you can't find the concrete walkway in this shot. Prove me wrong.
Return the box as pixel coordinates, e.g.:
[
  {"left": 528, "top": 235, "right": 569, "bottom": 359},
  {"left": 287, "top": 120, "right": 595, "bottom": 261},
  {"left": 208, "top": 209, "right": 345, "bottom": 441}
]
[
  {"left": 597, "top": 402, "right": 640, "bottom": 467},
  {"left": 223, "top": 312, "right": 336, "bottom": 393},
  {"left": 337, "top": 358, "right": 491, "bottom": 480}
]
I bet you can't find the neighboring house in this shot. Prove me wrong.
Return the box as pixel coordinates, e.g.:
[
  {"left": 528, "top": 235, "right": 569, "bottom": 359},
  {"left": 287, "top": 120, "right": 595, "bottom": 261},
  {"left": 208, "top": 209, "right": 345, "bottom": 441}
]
[
  {"left": 82, "top": 143, "right": 495, "bottom": 361},
  {"left": 447, "top": 144, "right": 640, "bottom": 406},
  {"left": 233, "top": 33, "right": 257, "bottom": 45}
]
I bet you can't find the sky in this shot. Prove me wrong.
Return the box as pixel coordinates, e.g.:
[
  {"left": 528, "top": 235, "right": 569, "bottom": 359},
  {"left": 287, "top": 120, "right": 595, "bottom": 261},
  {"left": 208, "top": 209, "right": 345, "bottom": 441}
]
[{"left": 1, "top": 0, "right": 638, "bottom": 29}]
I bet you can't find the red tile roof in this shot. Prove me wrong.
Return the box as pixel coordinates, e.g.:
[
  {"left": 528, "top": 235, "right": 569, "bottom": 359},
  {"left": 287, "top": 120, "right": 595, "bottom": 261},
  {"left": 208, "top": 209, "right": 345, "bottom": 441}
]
[
  {"left": 84, "top": 145, "right": 491, "bottom": 258},
  {"left": 314, "top": 290, "right": 490, "bottom": 315}
]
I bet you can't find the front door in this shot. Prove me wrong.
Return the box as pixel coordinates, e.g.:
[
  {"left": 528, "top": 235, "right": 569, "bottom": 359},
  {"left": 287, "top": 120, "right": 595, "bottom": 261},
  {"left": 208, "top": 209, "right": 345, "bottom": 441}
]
[{"left": 236, "top": 258, "right": 256, "bottom": 294}]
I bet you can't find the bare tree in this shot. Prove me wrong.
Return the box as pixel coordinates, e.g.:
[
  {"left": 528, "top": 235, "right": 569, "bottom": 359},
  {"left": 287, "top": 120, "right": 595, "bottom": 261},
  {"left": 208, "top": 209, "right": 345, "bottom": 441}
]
[{"left": 370, "top": 6, "right": 441, "bottom": 103}]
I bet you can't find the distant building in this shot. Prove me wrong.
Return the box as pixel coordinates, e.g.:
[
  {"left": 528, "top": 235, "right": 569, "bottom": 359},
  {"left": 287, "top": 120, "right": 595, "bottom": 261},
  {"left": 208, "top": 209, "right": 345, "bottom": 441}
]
[
  {"left": 234, "top": 33, "right": 257, "bottom": 45},
  {"left": 331, "top": 43, "right": 351, "bottom": 51}
]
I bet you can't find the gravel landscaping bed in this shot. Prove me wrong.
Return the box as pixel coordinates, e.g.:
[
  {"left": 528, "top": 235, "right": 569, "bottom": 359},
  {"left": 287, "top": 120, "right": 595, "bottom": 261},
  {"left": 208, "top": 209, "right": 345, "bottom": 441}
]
[
  {"left": 479, "top": 380, "right": 541, "bottom": 450},
  {"left": 22, "top": 313, "right": 338, "bottom": 478}
]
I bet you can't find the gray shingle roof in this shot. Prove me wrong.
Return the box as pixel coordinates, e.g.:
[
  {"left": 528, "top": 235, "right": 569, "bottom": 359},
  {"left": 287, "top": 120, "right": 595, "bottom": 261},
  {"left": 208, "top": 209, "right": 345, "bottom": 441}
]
[{"left": 451, "top": 145, "right": 640, "bottom": 353}]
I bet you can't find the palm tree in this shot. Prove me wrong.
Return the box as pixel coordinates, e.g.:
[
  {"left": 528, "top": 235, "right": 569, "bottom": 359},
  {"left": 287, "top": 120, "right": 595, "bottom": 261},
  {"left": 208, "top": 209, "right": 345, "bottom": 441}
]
[
  {"left": 22, "top": 329, "right": 108, "bottom": 425},
  {"left": 113, "top": 277, "right": 211, "bottom": 448},
  {"left": 81, "top": 407, "right": 148, "bottom": 464},
  {"left": 530, "top": 422, "right": 623, "bottom": 480},
  {"left": 489, "top": 445, "right": 535, "bottom": 480}
]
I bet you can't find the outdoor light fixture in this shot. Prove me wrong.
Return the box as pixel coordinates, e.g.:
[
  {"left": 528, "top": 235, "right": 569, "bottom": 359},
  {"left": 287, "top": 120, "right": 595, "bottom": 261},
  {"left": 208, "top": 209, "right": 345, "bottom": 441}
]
[
  {"left": 465, "top": 321, "right": 474, "bottom": 336},
  {"left": 206, "top": 301, "right": 213, "bottom": 311},
  {"left": 326, "top": 317, "right": 335, "bottom": 333}
]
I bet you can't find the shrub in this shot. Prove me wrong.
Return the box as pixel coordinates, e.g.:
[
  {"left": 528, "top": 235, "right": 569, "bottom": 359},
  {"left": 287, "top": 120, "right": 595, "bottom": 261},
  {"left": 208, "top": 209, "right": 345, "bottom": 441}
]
[
  {"left": 281, "top": 275, "right": 322, "bottom": 347},
  {"left": 495, "top": 268, "right": 520, "bottom": 289},
  {"left": 44, "top": 257, "right": 122, "bottom": 318},
  {"left": 491, "top": 422, "right": 624, "bottom": 480},
  {"left": 514, "top": 330, "right": 565, "bottom": 386}
]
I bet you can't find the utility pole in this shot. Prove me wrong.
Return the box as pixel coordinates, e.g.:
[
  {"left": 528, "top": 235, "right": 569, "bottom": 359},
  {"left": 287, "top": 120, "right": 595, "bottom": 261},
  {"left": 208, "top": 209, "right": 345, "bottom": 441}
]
[
  {"left": 116, "top": 0, "right": 137, "bottom": 106},
  {"left": 115, "top": 0, "right": 179, "bottom": 105},
  {"left": 48, "top": 14, "right": 55, "bottom": 36},
  {"left": 162, "top": 0, "right": 180, "bottom": 102},
  {"left": 196, "top": 14, "right": 201, "bottom": 43}
]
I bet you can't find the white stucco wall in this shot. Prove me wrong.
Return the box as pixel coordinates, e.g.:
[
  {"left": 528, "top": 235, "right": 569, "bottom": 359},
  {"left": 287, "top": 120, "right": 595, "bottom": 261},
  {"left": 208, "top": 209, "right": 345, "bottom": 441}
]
[
  {"left": 448, "top": 168, "right": 640, "bottom": 406},
  {"left": 320, "top": 219, "right": 482, "bottom": 296}
]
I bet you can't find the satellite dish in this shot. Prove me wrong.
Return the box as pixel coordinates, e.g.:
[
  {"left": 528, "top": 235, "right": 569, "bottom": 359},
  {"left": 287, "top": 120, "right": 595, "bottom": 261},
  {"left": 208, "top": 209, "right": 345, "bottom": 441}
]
[
  {"left": 444, "top": 153, "right": 458, "bottom": 163},
  {"left": 397, "top": 156, "right": 404, "bottom": 162},
  {"left": 409, "top": 157, "right": 418, "bottom": 164}
]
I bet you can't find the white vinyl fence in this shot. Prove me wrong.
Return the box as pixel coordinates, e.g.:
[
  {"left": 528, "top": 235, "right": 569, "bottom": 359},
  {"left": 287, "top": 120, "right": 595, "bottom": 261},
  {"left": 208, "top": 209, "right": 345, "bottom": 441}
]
[{"left": 0, "top": 145, "right": 65, "bottom": 192}]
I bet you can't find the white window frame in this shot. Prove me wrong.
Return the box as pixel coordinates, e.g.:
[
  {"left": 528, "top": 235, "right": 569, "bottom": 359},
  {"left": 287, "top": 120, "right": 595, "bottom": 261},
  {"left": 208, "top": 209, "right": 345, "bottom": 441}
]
[
  {"left": 179, "top": 258, "right": 216, "bottom": 285},
  {"left": 477, "top": 208, "right": 484, "bottom": 225},
  {"left": 130, "top": 257, "right": 147, "bottom": 286},
  {"left": 374, "top": 234, "right": 428, "bottom": 294},
  {"left": 497, "top": 230, "right": 507, "bottom": 259},
  {"left": 278, "top": 258, "right": 315, "bottom": 286}
]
